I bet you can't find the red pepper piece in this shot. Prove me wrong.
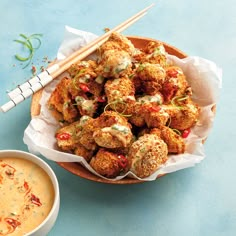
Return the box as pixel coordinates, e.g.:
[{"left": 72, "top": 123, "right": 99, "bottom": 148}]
[
  {"left": 1, "top": 164, "right": 16, "bottom": 178},
  {"left": 24, "top": 180, "right": 29, "bottom": 190},
  {"left": 167, "top": 69, "right": 178, "bottom": 78},
  {"left": 23, "top": 180, "right": 31, "bottom": 195},
  {"left": 97, "top": 95, "right": 106, "bottom": 103},
  {"left": 56, "top": 132, "right": 71, "bottom": 140},
  {"left": 117, "top": 155, "right": 128, "bottom": 169},
  {"left": 182, "top": 128, "right": 191, "bottom": 138},
  {"left": 5, "top": 217, "right": 21, "bottom": 229},
  {"left": 79, "top": 83, "right": 90, "bottom": 92},
  {"left": 31, "top": 193, "right": 42, "bottom": 206},
  {"left": 148, "top": 105, "right": 160, "bottom": 112}
]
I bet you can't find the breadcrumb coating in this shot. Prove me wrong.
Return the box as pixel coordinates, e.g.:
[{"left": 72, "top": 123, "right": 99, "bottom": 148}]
[
  {"left": 127, "top": 134, "right": 168, "bottom": 178},
  {"left": 90, "top": 149, "right": 126, "bottom": 178},
  {"left": 48, "top": 32, "right": 201, "bottom": 179}
]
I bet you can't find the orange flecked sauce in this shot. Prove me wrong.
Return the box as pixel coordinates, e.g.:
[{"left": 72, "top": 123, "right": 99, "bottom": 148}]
[{"left": 0, "top": 158, "right": 54, "bottom": 236}]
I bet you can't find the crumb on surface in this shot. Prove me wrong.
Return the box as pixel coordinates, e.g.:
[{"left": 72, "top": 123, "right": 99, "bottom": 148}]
[{"left": 104, "top": 27, "right": 110, "bottom": 33}]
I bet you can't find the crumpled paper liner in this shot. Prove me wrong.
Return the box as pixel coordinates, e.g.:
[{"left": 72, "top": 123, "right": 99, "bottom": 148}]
[{"left": 23, "top": 26, "right": 222, "bottom": 181}]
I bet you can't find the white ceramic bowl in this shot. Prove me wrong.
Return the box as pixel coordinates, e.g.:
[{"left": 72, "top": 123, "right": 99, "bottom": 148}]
[{"left": 0, "top": 150, "right": 60, "bottom": 236}]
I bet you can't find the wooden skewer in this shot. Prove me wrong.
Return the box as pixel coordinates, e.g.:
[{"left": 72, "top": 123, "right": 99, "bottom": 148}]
[{"left": 1, "top": 4, "right": 154, "bottom": 112}]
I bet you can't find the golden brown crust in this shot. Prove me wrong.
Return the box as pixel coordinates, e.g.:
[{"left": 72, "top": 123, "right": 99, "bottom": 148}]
[
  {"left": 127, "top": 134, "right": 168, "bottom": 178},
  {"left": 161, "top": 66, "right": 190, "bottom": 103},
  {"left": 78, "top": 118, "right": 98, "bottom": 151},
  {"left": 48, "top": 33, "right": 202, "bottom": 179},
  {"left": 55, "top": 121, "right": 82, "bottom": 151},
  {"left": 105, "top": 76, "right": 135, "bottom": 114},
  {"left": 136, "top": 63, "right": 166, "bottom": 95},
  {"left": 99, "top": 32, "right": 136, "bottom": 56},
  {"left": 141, "top": 41, "right": 168, "bottom": 67},
  {"left": 93, "top": 111, "right": 133, "bottom": 148},
  {"left": 48, "top": 77, "right": 79, "bottom": 123},
  {"left": 96, "top": 49, "right": 132, "bottom": 78},
  {"left": 165, "top": 102, "right": 200, "bottom": 131},
  {"left": 90, "top": 148, "right": 126, "bottom": 178},
  {"left": 159, "top": 126, "right": 185, "bottom": 154}
]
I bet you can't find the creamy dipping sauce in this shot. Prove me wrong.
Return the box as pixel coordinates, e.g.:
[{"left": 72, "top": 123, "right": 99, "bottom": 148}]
[{"left": 0, "top": 158, "right": 54, "bottom": 236}]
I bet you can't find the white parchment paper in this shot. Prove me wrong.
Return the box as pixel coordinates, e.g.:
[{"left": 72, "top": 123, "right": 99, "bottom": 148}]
[{"left": 23, "top": 26, "right": 222, "bottom": 181}]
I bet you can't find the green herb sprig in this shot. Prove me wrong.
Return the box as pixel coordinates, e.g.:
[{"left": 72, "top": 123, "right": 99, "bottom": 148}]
[
  {"left": 104, "top": 99, "right": 132, "bottom": 117},
  {"left": 171, "top": 95, "right": 189, "bottom": 110},
  {"left": 14, "top": 33, "right": 43, "bottom": 69}
]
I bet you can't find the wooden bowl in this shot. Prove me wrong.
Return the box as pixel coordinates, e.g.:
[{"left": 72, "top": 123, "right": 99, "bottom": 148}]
[{"left": 31, "top": 36, "right": 187, "bottom": 184}]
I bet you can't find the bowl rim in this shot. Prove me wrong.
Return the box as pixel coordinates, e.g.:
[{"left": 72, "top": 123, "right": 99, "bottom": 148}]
[{"left": 0, "top": 149, "right": 60, "bottom": 235}]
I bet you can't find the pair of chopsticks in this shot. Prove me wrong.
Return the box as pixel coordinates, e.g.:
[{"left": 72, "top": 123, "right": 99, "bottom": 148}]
[{"left": 0, "top": 3, "right": 155, "bottom": 113}]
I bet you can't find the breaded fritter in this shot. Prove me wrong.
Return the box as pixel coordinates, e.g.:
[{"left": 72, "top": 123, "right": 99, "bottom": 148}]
[
  {"left": 129, "top": 102, "right": 169, "bottom": 128},
  {"left": 158, "top": 126, "right": 185, "bottom": 154},
  {"left": 144, "top": 106, "right": 170, "bottom": 128},
  {"left": 93, "top": 111, "right": 133, "bottom": 148},
  {"left": 68, "top": 60, "right": 98, "bottom": 98},
  {"left": 105, "top": 76, "right": 135, "bottom": 115},
  {"left": 90, "top": 148, "right": 128, "bottom": 178},
  {"left": 127, "top": 134, "right": 168, "bottom": 178},
  {"left": 136, "top": 63, "right": 166, "bottom": 95},
  {"left": 55, "top": 120, "right": 82, "bottom": 151},
  {"left": 78, "top": 117, "right": 98, "bottom": 151},
  {"left": 142, "top": 41, "right": 168, "bottom": 67},
  {"left": 162, "top": 66, "right": 191, "bottom": 103},
  {"left": 99, "top": 32, "right": 136, "bottom": 56},
  {"left": 97, "top": 49, "right": 132, "bottom": 78},
  {"left": 162, "top": 102, "right": 200, "bottom": 130},
  {"left": 48, "top": 77, "right": 78, "bottom": 123}
]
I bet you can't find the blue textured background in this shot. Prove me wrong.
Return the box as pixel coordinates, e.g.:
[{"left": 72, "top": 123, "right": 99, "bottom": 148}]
[{"left": 0, "top": 0, "right": 235, "bottom": 235}]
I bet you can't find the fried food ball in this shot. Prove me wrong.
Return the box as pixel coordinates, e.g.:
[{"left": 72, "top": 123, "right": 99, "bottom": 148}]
[
  {"left": 162, "top": 102, "right": 200, "bottom": 131},
  {"left": 95, "top": 110, "right": 128, "bottom": 127},
  {"left": 136, "top": 63, "right": 166, "bottom": 95},
  {"left": 48, "top": 77, "right": 79, "bottom": 123},
  {"left": 105, "top": 76, "right": 135, "bottom": 114},
  {"left": 144, "top": 106, "right": 170, "bottom": 128},
  {"left": 129, "top": 103, "right": 169, "bottom": 128},
  {"left": 67, "top": 60, "right": 104, "bottom": 118},
  {"left": 161, "top": 66, "right": 191, "bottom": 103},
  {"left": 158, "top": 126, "right": 185, "bottom": 154},
  {"left": 99, "top": 32, "right": 136, "bottom": 56},
  {"left": 55, "top": 115, "right": 93, "bottom": 152},
  {"left": 142, "top": 41, "right": 168, "bottom": 67},
  {"left": 78, "top": 117, "right": 98, "bottom": 151},
  {"left": 129, "top": 93, "right": 163, "bottom": 127},
  {"left": 68, "top": 60, "right": 99, "bottom": 98},
  {"left": 127, "top": 134, "right": 168, "bottom": 178},
  {"left": 128, "top": 102, "right": 146, "bottom": 127},
  {"left": 93, "top": 111, "right": 133, "bottom": 148},
  {"left": 55, "top": 120, "right": 82, "bottom": 151},
  {"left": 68, "top": 60, "right": 97, "bottom": 78},
  {"left": 97, "top": 49, "right": 132, "bottom": 78},
  {"left": 90, "top": 148, "right": 128, "bottom": 178}
]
